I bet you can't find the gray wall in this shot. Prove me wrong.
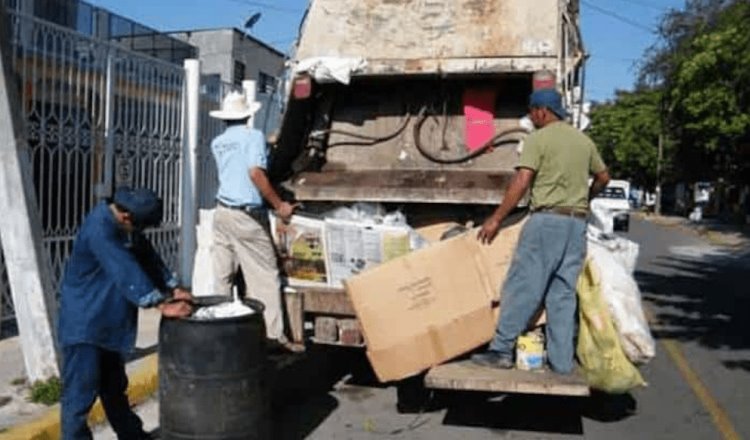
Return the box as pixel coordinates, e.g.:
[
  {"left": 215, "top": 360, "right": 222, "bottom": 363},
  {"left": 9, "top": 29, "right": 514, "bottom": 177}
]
[{"left": 170, "top": 28, "right": 284, "bottom": 89}]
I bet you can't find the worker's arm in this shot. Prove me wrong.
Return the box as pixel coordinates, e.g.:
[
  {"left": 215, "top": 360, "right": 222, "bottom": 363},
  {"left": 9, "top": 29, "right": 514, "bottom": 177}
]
[
  {"left": 87, "top": 221, "right": 191, "bottom": 317},
  {"left": 477, "top": 167, "right": 535, "bottom": 244},
  {"left": 589, "top": 169, "right": 611, "bottom": 201},
  {"left": 250, "top": 167, "right": 296, "bottom": 219},
  {"left": 588, "top": 144, "right": 610, "bottom": 200},
  {"left": 131, "top": 231, "right": 179, "bottom": 290}
]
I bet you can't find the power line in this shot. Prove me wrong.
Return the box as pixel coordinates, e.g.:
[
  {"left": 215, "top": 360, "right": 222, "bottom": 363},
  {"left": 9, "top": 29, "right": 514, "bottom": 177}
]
[
  {"left": 609, "top": 0, "right": 670, "bottom": 12},
  {"left": 582, "top": 0, "right": 656, "bottom": 33}
]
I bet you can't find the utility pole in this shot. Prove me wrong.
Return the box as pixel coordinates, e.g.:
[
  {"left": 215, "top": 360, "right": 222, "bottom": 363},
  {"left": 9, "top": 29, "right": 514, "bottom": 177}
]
[{"left": 656, "top": 133, "right": 663, "bottom": 216}]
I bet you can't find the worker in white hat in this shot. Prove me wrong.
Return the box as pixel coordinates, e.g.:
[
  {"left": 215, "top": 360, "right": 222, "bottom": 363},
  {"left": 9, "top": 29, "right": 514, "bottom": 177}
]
[{"left": 209, "top": 91, "right": 299, "bottom": 351}]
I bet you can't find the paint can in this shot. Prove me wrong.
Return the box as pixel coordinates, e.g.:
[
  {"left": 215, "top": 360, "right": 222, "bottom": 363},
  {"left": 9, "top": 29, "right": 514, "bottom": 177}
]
[{"left": 516, "top": 328, "right": 546, "bottom": 371}]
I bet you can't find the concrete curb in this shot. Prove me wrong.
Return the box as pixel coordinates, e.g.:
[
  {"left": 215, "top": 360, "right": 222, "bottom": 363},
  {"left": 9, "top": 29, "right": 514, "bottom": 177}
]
[{"left": 0, "top": 354, "right": 159, "bottom": 440}]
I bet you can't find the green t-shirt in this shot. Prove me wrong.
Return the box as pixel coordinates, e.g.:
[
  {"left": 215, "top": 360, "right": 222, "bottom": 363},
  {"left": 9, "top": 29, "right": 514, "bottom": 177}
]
[{"left": 518, "top": 121, "right": 606, "bottom": 210}]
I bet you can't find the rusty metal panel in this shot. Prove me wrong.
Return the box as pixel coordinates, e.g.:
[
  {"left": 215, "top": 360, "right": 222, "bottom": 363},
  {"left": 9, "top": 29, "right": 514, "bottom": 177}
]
[
  {"left": 287, "top": 170, "right": 513, "bottom": 204},
  {"left": 325, "top": 114, "right": 524, "bottom": 173},
  {"left": 297, "top": 0, "right": 561, "bottom": 73}
]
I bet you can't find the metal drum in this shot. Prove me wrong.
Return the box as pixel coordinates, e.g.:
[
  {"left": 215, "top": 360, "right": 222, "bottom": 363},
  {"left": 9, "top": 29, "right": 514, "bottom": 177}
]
[{"left": 159, "top": 296, "right": 268, "bottom": 440}]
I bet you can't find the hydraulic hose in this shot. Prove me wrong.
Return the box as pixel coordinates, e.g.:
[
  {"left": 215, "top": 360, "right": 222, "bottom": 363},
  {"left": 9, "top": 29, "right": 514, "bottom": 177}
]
[{"left": 412, "top": 106, "right": 529, "bottom": 164}]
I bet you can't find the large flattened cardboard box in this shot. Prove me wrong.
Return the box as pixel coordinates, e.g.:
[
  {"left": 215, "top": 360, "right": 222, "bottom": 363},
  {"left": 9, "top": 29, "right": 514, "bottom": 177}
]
[
  {"left": 345, "top": 236, "right": 495, "bottom": 382},
  {"left": 345, "top": 218, "right": 527, "bottom": 382}
]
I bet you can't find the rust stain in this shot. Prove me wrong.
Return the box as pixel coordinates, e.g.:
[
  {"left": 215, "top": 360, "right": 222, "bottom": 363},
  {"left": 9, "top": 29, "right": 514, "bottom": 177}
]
[{"left": 404, "top": 59, "right": 425, "bottom": 72}]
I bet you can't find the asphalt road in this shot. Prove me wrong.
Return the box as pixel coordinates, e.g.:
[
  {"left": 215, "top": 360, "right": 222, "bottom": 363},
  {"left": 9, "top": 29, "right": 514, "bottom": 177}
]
[{"left": 98, "top": 217, "right": 750, "bottom": 439}]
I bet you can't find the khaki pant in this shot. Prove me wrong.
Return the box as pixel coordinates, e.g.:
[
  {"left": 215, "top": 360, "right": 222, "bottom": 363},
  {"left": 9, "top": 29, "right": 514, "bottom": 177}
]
[{"left": 212, "top": 205, "right": 286, "bottom": 341}]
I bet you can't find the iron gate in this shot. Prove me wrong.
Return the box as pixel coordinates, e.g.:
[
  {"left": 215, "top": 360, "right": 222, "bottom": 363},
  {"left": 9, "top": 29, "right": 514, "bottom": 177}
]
[{"left": 1, "top": 9, "right": 186, "bottom": 334}]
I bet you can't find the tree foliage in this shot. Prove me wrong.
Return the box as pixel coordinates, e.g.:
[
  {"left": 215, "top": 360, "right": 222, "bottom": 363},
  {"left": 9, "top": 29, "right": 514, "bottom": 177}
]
[
  {"left": 669, "top": 1, "right": 750, "bottom": 153},
  {"left": 592, "top": 0, "right": 750, "bottom": 184},
  {"left": 588, "top": 89, "right": 667, "bottom": 185}
]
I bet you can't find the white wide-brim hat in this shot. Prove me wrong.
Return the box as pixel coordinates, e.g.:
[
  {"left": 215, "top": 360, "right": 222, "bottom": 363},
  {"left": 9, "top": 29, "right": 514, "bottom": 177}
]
[{"left": 209, "top": 91, "right": 262, "bottom": 120}]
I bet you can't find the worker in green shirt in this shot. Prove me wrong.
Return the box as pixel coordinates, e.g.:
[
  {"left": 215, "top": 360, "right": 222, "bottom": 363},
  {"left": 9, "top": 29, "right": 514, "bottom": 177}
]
[{"left": 472, "top": 89, "right": 610, "bottom": 374}]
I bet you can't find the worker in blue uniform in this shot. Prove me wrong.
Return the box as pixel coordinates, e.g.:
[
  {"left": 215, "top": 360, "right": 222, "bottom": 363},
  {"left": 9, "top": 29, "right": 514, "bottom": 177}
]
[{"left": 58, "top": 187, "right": 193, "bottom": 440}]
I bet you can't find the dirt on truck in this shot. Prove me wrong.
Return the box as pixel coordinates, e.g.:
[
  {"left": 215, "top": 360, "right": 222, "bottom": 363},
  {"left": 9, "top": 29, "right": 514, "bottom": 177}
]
[{"left": 267, "top": 0, "right": 589, "bottom": 396}]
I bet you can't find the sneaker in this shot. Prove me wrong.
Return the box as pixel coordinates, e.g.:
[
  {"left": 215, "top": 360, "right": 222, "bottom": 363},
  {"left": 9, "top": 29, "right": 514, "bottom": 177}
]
[{"left": 470, "top": 351, "right": 514, "bottom": 369}]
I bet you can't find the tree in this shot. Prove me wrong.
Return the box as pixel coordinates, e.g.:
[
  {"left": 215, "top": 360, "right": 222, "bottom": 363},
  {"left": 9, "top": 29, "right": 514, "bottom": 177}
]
[
  {"left": 639, "top": 0, "right": 750, "bottom": 182},
  {"left": 588, "top": 89, "right": 670, "bottom": 186}
]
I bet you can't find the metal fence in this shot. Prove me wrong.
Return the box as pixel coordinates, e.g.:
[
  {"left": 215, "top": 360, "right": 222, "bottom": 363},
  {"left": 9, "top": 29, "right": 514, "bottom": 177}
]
[
  {"left": 0, "top": 10, "right": 186, "bottom": 335},
  {"left": 0, "top": 9, "right": 285, "bottom": 337}
]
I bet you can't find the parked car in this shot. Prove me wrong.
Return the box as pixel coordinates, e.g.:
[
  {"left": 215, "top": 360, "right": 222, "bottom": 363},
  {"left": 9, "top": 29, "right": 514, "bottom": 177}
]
[{"left": 591, "top": 180, "right": 631, "bottom": 232}]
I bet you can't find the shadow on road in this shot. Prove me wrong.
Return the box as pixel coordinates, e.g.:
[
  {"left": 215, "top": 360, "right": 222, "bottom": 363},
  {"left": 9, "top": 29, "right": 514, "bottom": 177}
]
[
  {"left": 440, "top": 390, "right": 635, "bottom": 435},
  {"left": 264, "top": 343, "right": 640, "bottom": 438},
  {"left": 269, "top": 345, "right": 378, "bottom": 439},
  {"left": 636, "top": 249, "right": 750, "bottom": 372}
]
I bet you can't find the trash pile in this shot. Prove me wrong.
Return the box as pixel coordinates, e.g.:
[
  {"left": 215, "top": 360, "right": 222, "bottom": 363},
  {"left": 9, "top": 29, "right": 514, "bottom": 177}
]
[
  {"left": 576, "top": 225, "right": 655, "bottom": 393},
  {"left": 191, "top": 288, "right": 256, "bottom": 320},
  {"left": 269, "top": 203, "right": 428, "bottom": 289}
]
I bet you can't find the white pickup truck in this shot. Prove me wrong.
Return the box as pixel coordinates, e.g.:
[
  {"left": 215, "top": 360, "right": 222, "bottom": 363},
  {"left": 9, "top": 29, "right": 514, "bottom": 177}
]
[{"left": 591, "top": 179, "right": 631, "bottom": 233}]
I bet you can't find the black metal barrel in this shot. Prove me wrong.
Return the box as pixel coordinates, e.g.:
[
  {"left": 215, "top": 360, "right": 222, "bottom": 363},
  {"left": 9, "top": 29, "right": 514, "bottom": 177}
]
[{"left": 159, "top": 296, "right": 269, "bottom": 440}]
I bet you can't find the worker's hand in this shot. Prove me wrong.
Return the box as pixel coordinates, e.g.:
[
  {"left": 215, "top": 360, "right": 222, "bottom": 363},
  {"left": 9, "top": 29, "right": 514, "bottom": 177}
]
[
  {"left": 158, "top": 300, "right": 193, "bottom": 318},
  {"left": 275, "top": 201, "right": 299, "bottom": 221},
  {"left": 172, "top": 287, "right": 193, "bottom": 302},
  {"left": 477, "top": 217, "right": 502, "bottom": 245}
]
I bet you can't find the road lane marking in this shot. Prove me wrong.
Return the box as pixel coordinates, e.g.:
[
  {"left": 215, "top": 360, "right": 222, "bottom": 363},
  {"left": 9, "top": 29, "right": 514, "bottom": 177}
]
[
  {"left": 644, "top": 306, "right": 741, "bottom": 440},
  {"left": 661, "top": 339, "right": 742, "bottom": 440}
]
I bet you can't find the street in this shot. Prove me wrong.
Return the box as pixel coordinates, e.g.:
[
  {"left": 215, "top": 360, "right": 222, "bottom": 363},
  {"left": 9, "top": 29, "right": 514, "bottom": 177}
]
[{"left": 97, "top": 217, "right": 750, "bottom": 439}]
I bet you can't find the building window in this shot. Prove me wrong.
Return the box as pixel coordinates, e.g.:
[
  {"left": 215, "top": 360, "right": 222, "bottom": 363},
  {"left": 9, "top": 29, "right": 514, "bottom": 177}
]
[
  {"left": 258, "top": 71, "right": 276, "bottom": 94},
  {"left": 233, "top": 61, "right": 246, "bottom": 87}
]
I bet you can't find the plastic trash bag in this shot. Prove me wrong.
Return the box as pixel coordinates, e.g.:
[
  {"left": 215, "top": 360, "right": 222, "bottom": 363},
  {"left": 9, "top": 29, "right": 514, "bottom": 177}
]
[
  {"left": 588, "top": 228, "right": 656, "bottom": 364},
  {"left": 577, "top": 259, "right": 647, "bottom": 394}
]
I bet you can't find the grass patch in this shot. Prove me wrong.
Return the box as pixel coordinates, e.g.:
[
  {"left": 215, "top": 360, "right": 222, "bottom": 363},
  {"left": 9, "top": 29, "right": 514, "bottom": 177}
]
[
  {"left": 10, "top": 377, "right": 26, "bottom": 386},
  {"left": 29, "top": 377, "right": 62, "bottom": 406}
]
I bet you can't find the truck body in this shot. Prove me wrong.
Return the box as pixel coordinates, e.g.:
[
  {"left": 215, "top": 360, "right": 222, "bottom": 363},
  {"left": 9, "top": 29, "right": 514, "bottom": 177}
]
[
  {"left": 272, "top": 0, "right": 586, "bottom": 206},
  {"left": 272, "top": 0, "right": 589, "bottom": 396}
]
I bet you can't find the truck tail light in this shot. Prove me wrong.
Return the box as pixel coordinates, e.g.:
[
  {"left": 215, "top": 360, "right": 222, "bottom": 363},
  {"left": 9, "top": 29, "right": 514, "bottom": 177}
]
[{"left": 292, "top": 74, "right": 312, "bottom": 100}]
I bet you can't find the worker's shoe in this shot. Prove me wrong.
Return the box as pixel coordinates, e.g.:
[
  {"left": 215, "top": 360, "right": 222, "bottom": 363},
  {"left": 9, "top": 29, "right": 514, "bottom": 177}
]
[
  {"left": 470, "top": 351, "right": 514, "bottom": 369},
  {"left": 267, "top": 339, "right": 305, "bottom": 354}
]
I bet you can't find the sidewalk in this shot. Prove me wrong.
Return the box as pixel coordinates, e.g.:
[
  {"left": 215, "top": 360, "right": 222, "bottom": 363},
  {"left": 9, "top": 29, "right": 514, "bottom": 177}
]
[
  {"left": 635, "top": 212, "right": 749, "bottom": 249},
  {"left": 0, "top": 309, "right": 162, "bottom": 436}
]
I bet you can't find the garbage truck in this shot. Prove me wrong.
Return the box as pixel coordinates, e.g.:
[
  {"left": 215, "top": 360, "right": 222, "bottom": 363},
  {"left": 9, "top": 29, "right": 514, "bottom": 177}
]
[{"left": 268, "top": 0, "right": 590, "bottom": 397}]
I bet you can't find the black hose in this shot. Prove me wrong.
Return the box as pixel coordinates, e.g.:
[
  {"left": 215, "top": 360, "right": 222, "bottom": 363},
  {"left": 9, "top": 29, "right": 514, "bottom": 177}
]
[
  {"left": 323, "top": 113, "right": 412, "bottom": 147},
  {"left": 412, "top": 107, "right": 529, "bottom": 164}
]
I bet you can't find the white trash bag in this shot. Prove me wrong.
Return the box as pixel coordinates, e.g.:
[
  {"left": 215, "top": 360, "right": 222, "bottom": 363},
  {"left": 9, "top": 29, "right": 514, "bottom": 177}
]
[{"left": 587, "top": 227, "right": 656, "bottom": 364}]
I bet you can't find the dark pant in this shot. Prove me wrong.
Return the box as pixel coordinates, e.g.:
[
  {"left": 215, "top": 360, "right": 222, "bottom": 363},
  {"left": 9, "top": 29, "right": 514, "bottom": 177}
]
[{"left": 61, "top": 344, "right": 146, "bottom": 440}]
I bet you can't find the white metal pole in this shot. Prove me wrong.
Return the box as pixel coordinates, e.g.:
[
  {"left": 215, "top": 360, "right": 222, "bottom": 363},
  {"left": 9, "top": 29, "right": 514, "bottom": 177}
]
[
  {"left": 180, "top": 59, "right": 201, "bottom": 287},
  {"left": 0, "top": 8, "right": 59, "bottom": 381},
  {"left": 243, "top": 79, "right": 258, "bottom": 128},
  {"left": 99, "top": 52, "right": 115, "bottom": 198}
]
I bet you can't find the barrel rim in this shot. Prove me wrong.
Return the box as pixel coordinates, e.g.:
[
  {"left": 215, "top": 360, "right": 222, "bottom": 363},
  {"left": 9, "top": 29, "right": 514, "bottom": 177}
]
[{"left": 163, "top": 295, "right": 266, "bottom": 323}]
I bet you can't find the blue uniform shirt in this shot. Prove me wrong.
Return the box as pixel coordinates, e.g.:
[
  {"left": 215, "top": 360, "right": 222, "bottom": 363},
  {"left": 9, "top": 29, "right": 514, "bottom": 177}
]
[
  {"left": 58, "top": 202, "right": 177, "bottom": 354},
  {"left": 211, "top": 125, "right": 267, "bottom": 207}
]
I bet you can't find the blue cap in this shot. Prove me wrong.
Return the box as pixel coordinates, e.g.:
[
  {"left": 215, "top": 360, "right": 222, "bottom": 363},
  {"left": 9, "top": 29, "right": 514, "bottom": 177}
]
[
  {"left": 113, "top": 187, "right": 163, "bottom": 228},
  {"left": 529, "top": 89, "right": 567, "bottom": 119}
]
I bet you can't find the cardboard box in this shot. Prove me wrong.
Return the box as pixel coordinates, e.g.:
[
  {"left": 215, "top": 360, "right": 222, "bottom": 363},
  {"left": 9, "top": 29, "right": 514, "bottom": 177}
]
[
  {"left": 471, "top": 217, "right": 527, "bottom": 303},
  {"left": 325, "top": 219, "right": 411, "bottom": 287},
  {"left": 415, "top": 222, "right": 464, "bottom": 243},
  {"left": 345, "top": 215, "right": 541, "bottom": 382},
  {"left": 270, "top": 214, "right": 330, "bottom": 287}
]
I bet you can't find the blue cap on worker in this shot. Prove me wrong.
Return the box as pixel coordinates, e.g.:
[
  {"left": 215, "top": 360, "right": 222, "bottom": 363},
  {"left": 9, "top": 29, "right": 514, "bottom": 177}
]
[
  {"left": 529, "top": 89, "right": 567, "bottom": 120},
  {"left": 112, "top": 187, "right": 163, "bottom": 228}
]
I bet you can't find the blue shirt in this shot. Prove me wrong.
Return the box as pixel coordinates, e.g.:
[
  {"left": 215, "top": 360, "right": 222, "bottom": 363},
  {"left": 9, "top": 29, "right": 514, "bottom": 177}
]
[
  {"left": 58, "top": 202, "right": 177, "bottom": 354},
  {"left": 211, "top": 125, "right": 267, "bottom": 207}
]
